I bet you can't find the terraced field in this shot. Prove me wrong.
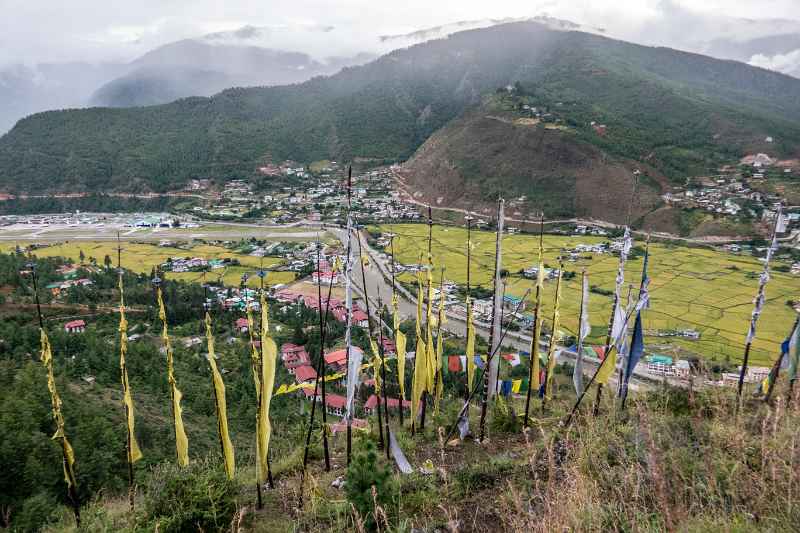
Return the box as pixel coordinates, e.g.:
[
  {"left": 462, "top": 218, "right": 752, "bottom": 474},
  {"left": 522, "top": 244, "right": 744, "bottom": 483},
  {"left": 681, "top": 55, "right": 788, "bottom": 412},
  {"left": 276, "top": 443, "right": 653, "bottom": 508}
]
[
  {"left": 0, "top": 241, "right": 296, "bottom": 287},
  {"left": 378, "top": 224, "right": 799, "bottom": 367}
]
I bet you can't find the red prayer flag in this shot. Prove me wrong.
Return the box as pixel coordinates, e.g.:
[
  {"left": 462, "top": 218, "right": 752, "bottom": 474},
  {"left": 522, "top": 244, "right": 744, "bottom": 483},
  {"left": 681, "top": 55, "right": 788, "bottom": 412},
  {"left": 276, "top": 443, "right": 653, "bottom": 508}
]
[{"left": 448, "top": 356, "right": 462, "bottom": 372}]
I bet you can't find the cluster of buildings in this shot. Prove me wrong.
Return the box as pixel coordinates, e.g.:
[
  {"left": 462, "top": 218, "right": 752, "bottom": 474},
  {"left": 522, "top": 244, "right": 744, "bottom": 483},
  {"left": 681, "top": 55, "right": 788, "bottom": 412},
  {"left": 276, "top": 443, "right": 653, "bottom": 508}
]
[
  {"left": 661, "top": 159, "right": 798, "bottom": 227},
  {"left": 45, "top": 263, "right": 94, "bottom": 297},
  {"left": 160, "top": 256, "right": 224, "bottom": 273},
  {"left": 206, "top": 285, "right": 261, "bottom": 312},
  {"left": 190, "top": 163, "right": 423, "bottom": 224},
  {"left": 278, "top": 338, "right": 408, "bottom": 422}
]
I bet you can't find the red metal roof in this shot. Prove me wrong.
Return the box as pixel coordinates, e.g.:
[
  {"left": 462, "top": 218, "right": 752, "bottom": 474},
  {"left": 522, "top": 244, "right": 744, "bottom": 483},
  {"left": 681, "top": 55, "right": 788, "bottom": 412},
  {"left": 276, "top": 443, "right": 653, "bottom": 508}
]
[
  {"left": 364, "top": 394, "right": 411, "bottom": 409},
  {"left": 64, "top": 320, "right": 86, "bottom": 329},
  {"left": 294, "top": 365, "right": 317, "bottom": 383},
  {"left": 324, "top": 349, "right": 348, "bottom": 365},
  {"left": 324, "top": 393, "right": 347, "bottom": 409}
]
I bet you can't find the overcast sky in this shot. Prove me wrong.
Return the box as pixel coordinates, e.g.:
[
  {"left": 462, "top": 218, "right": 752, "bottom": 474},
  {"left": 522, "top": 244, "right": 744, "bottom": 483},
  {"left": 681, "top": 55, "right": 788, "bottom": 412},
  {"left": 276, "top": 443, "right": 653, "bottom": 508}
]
[{"left": 1, "top": 0, "right": 799, "bottom": 66}]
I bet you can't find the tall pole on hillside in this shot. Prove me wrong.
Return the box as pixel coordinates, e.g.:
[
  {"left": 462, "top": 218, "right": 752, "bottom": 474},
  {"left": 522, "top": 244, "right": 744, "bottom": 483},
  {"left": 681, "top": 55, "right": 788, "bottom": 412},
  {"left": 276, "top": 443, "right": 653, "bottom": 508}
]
[
  {"left": 355, "top": 225, "right": 385, "bottom": 448},
  {"left": 389, "top": 233, "right": 404, "bottom": 427},
  {"left": 377, "top": 291, "right": 392, "bottom": 460},
  {"left": 117, "top": 233, "right": 139, "bottom": 512},
  {"left": 299, "top": 238, "right": 338, "bottom": 505},
  {"left": 419, "top": 205, "right": 434, "bottom": 431},
  {"left": 737, "top": 204, "right": 783, "bottom": 412},
  {"left": 344, "top": 165, "right": 355, "bottom": 464},
  {"left": 524, "top": 215, "right": 544, "bottom": 427},
  {"left": 465, "top": 215, "right": 473, "bottom": 407},
  {"left": 479, "top": 198, "right": 505, "bottom": 442},
  {"left": 314, "top": 240, "right": 331, "bottom": 470},
  {"left": 27, "top": 260, "right": 81, "bottom": 526}
]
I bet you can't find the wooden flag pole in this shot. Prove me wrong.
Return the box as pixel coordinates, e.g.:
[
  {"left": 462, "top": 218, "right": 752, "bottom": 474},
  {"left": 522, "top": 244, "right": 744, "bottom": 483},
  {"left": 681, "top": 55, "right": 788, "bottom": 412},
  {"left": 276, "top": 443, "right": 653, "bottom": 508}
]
[
  {"left": 299, "top": 240, "right": 338, "bottom": 506},
  {"left": 432, "top": 267, "right": 446, "bottom": 415},
  {"left": 345, "top": 165, "right": 355, "bottom": 464},
  {"left": 465, "top": 215, "right": 473, "bottom": 409},
  {"left": 354, "top": 226, "right": 385, "bottom": 449},
  {"left": 523, "top": 215, "right": 544, "bottom": 427},
  {"left": 117, "top": 234, "right": 136, "bottom": 512},
  {"left": 314, "top": 241, "right": 332, "bottom": 471},
  {"left": 737, "top": 204, "right": 783, "bottom": 412},
  {"left": 479, "top": 198, "right": 505, "bottom": 442},
  {"left": 28, "top": 262, "right": 81, "bottom": 526},
  {"left": 389, "top": 233, "right": 404, "bottom": 428},
  {"left": 419, "top": 206, "right": 434, "bottom": 431},
  {"left": 377, "top": 292, "right": 392, "bottom": 460}
]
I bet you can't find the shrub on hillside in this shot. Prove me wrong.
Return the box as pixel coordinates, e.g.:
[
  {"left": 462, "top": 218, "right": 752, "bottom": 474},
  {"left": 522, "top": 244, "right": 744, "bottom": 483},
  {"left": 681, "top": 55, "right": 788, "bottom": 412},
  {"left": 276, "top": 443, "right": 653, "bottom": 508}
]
[
  {"left": 141, "top": 458, "right": 238, "bottom": 532},
  {"left": 345, "top": 440, "right": 396, "bottom": 530}
]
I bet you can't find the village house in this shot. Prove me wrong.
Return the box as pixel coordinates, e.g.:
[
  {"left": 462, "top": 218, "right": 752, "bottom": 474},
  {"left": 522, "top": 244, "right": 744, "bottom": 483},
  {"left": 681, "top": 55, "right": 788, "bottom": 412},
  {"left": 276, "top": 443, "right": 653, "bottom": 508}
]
[
  {"left": 294, "top": 365, "right": 318, "bottom": 384},
  {"left": 324, "top": 349, "right": 349, "bottom": 372},
  {"left": 363, "top": 395, "right": 411, "bottom": 416},
  {"left": 64, "top": 320, "right": 86, "bottom": 333},
  {"left": 331, "top": 418, "right": 369, "bottom": 434},
  {"left": 235, "top": 317, "right": 249, "bottom": 333},
  {"left": 324, "top": 394, "right": 347, "bottom": 417}
]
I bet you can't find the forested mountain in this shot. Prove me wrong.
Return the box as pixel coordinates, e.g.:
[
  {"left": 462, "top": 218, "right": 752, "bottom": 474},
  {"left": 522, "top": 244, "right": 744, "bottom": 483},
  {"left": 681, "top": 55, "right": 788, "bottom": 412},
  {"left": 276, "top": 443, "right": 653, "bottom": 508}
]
[{"left": 2, "top": 21, "right": 800, "bottom": 199}]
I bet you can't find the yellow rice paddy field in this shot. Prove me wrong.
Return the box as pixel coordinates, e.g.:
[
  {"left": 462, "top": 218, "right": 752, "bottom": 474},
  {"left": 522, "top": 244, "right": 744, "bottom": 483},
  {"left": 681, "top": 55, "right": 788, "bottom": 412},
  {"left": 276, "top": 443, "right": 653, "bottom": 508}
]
[
  {"left": 1, "top": 241, "right": 296, "bottom": 288},
  {"left": 379, "top": 223, "right": 800, "bottom": 367}
]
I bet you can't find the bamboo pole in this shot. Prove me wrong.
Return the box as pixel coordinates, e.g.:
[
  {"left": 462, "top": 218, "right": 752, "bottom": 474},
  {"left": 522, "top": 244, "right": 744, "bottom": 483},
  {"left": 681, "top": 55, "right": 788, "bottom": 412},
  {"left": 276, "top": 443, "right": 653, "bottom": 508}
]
[
  {"left": 737, "top": 204, "right": 783, "bottom": 411},
  {"left": 28, "top": 262, "right": 81, "bottom": 526},
  {"left": 523, "top": 215, "right": 544, "bottom": 427},
  {"left": 117, "top": 234, "right": 136, "bottom": 512},
  {"left": 479, "top": 198, "right": 505, "bottom": 442},
  {"left": 389, "top": 233, "right": 404, "bottom": 428},
  {"left": 354, "top": 225, "right": 385, "bottom": 448}
]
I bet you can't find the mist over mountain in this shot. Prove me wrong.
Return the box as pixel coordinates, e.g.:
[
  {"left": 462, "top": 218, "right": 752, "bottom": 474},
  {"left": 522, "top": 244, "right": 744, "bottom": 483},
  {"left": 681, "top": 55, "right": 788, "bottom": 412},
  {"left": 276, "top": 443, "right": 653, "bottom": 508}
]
[
  {"left": 89, "top": 40, "right": 374, "bottom": 107},
  {"left": 1, "top": 6, "right": 799, "bottom": 133}
]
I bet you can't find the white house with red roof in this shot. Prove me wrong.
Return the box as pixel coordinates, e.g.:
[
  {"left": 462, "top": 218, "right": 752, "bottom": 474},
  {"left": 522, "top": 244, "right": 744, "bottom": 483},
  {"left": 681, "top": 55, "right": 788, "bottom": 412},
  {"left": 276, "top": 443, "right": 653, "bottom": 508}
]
[
  {"left": 324, "top": 349, "right": 349, "bottom": 371},
  {"left": 235, "top": 317, "right": 249, "bottom": 333},
  {"left": 64, "top": 320, "right": 86, "bottom": 333},
  {"left": 294, "top": 365, "right": 318, "bottom": 384},
  {"left": 324, "top": 393, "right": 347, "bottom": 417}
]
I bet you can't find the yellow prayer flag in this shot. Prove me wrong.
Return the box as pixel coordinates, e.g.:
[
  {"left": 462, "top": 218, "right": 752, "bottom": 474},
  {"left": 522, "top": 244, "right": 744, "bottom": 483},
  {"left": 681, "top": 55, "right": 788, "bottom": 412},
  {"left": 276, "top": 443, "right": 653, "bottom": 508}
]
[
  {"left": 370, "top": 339, "right": 382, "bottom": 394},
  {"left": 466, "top": 301, "right": 476, "bottom": 391},
  {"left": 595, "top": 346, "right": 618, "bottom": 385},
  {"left": 512, "top": 379, "right": 522, "bottom": 394},
  {"left": 118, "top": 277, "right": 142, "bottom": 463},
  {"left": 257, "top": 295, "right": 276, "bottom": 485},
  {"left": 395, "top": 330, "right": 407, "bottom": 400},
  {"left": 41, "top": 330, "right": 78, "bottom": 489},
  {"left": 157, "top": 288, "right": 189, "bottom": 467},
  {"left": 544, "top": 269, "right": 563, "bottom": 401},
  {"left": 411, "top": 337, "right": 427, "bottom": 422},
  {"left": 205, "top": 313, "right": 235, "bottom": 479}
]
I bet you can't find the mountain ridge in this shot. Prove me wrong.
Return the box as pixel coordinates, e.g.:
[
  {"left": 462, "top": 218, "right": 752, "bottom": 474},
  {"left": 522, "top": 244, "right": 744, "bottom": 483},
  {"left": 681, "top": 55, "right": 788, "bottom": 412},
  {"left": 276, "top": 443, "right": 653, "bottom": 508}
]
[{"left": 2, "top": 21, "right": 800, "bottom": 227}]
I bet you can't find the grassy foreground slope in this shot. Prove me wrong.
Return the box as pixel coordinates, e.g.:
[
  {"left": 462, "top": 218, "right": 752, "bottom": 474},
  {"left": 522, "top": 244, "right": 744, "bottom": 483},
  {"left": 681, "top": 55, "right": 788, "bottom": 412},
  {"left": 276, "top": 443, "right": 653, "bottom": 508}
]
[
  {"left": 42, "top": 387, "right": 800, "bottom": 532},
  {"left": 1, "top": 21, "right": 799, "bottom": 197}
]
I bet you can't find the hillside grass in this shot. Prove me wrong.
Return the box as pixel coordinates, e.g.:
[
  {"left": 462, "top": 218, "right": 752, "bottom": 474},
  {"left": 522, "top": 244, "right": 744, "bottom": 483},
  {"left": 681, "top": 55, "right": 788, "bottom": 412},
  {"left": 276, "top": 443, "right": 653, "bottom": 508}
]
[
  {"left": 42, "top": 382, "right": 800, "bottom": 532},
  {"left": 377, "top": 223, "right": 799, "bottom": 367}
]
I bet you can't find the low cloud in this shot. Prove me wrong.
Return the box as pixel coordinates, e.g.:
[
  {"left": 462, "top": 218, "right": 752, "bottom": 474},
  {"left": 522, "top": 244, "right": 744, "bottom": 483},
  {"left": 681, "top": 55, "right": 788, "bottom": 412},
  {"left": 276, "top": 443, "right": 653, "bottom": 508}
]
[{"left": 749, "top": 49, "right": 800, "bottom": 77}]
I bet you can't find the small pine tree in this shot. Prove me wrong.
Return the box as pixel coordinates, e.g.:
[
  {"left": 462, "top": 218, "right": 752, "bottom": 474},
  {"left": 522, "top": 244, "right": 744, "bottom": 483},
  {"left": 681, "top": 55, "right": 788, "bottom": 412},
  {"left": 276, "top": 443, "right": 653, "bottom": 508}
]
[
  {"left": 79, "top": 249, "right": 85, "bottom": 264},
  {"left": 345, "top": 440, "right": 395, "bottom": 530}
]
